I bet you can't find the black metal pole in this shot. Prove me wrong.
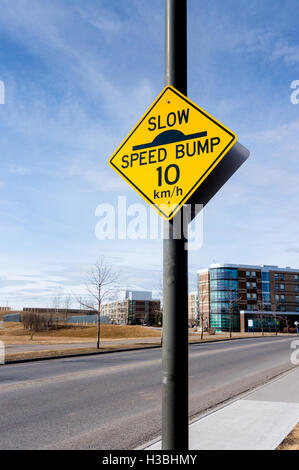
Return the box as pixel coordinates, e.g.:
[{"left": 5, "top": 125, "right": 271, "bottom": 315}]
[{"left": 162, "top": 0, "right": 189, "bottom": 450}]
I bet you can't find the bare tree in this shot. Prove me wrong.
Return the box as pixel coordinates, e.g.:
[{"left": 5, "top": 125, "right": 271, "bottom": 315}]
[
  {"left": 78, "top": 258, "right": 118, "bottom": 349},
  {"left": 198, "top": 289, "right": 209, "bottom": 340},
  {"left": 280, "top": 315, "right": 292, "bottom": 334},
  {"left": 256, "top": 297, "right": 266, "bottom": 336},
  {"left": 51, "top": 293, "right": 62, "bottom": 328},
  {"left": 63, "top": 294, "right": 73, "bottom": 321},
  {"left": 269, "top": 291, "right": 280, "bottom": 336},
  {"left": 155, "top": 278, "right": 163, "bottom": 346},
  {"left": 52, "top": 294, "right": 61, "bottom": 312},
  {"left": 226, "top": 290, "right": 241, "bottom": 338},
  {"left": 154, "top": 307, "right": 163, "bottom": 327},
  {"left": 215, "top": 281, "right": 241, "bottom": 338},
  {"left": 273, "top": 312, "right": 291, "bottom": 334},
  {"left": 23, "top": 312, "right": 59, "bottom": 340}
]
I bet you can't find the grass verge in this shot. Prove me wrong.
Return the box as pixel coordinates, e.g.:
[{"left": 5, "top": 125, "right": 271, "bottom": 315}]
[
  {"left": 4, "top": 343, "right": 159, "bottom": 363},
  {"left": 3, "top": 332, "right": 284, "bottom": 363},
  {"left": 277, "top": 423, "right": 299, "bottom": 450}
]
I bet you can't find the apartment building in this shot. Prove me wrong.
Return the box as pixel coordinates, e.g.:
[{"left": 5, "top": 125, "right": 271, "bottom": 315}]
[
  {"left": 188, "top": 291, "right": 198, "bottom": 326},
  {"left": 101, "top": 290, "right": 161, "bottom": 325},
  {"left": 197, "top": 264, "right": 299, "bottom": 332}
]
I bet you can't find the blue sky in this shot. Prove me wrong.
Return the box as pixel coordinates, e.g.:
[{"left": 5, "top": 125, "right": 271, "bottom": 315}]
[{"left": 0, "top": 0, "right": 299, "bottom": 308}]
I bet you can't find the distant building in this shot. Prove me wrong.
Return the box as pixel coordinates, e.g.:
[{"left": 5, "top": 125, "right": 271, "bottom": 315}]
[
  {"left": 3, "top": 312, "right": 21, "bottom": 322},
  {"left": 101, "top": 290, "right": 160, "bottom": 325},
  {"left": 66, "top": 314, "right": 109, "bottom": 325},
  {"left": 0, "top": 306, "right": 11, "bottom": 312},
  {"left": 22, "top": 307, "right": 94, "bottom": 318},
  {"left": 118, "top": 290, "right": 153, "bottom": 301},
  {"left": 198, "top": 264, "right": 299, "bottom": 332},
  {"left": 188, "top": 292, "right": 198, "bottom": 326}
]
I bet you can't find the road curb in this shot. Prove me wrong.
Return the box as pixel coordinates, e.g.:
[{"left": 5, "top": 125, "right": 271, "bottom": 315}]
[{"left": 3, "top": 334, "right": 282, "bottom": 365}]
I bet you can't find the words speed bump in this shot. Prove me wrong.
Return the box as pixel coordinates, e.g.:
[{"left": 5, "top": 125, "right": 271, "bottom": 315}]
[{"left": 109, "top": 86, "right": 237, "bottom": 220}]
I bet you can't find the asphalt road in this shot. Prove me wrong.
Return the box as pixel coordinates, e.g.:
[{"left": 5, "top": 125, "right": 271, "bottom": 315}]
[{"left": 0, "top": 336, "right": 296, "bottom": 450}]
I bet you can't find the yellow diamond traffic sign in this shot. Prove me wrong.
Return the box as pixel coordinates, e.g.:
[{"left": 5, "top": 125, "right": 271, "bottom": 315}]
[{"left": 109, "top": 86, "right": 237, "bottom": 220}]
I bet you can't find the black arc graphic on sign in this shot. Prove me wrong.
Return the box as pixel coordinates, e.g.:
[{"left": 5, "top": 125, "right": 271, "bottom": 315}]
[{"left": 132, "top": 129, "right": 207, "bottom": 151}]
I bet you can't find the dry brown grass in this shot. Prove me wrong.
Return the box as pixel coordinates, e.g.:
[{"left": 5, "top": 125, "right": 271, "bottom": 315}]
[
  {"left": 277, "top": 423, "right": 299, "bottom": 450},
  {"left": 4, "top": 343, "right": 158, "bottom": 362},
  {"left": 0, "top": 322, "right": 161, "bottom": 344},
  {"left": 1, "top": 323, "right": 284, "bottom": 346},
  {"left": 42, "top": 323, "right": 162, "bottom": 339},
  {"left": 3, "top": 331, "right": 285, "bottom": 363}
]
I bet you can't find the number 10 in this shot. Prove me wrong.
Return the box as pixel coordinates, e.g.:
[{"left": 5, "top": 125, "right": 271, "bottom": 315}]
[{"left": 156, "top": 164, "right": 180, "bottom": 186}]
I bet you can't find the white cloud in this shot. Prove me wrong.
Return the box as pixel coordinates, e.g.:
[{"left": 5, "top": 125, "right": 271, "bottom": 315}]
[
  {"left": 271, "top": 43, "right": 299, "bottom": 64},
  {"left": 247, "top": 119, "right": 299, "bottom": 144},
  {"left": 8, "top": 166, "right": 30, "bottom": 175},
  {"left": 68, "top": 164, "right": 128, "bottom": 192},
  {"left": 76, "top": 6, "right": 123, "bottom": 36}
]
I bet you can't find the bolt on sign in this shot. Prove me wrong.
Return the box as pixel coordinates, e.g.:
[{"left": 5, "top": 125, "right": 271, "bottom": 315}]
[{"left": 109, "top": 86, "right": 237, "bottom": 220}]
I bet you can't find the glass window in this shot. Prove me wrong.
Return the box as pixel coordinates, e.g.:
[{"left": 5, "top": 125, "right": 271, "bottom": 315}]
[
  {"left": 247, "top": 304, "right": 257, "bottom": 311},
  {"left": 262, "top": 282, "right": 270, "bottom": 293},
  {"left": 274, "top": 273, "right": 279, "bottom": 280},
  {"left": 296, "top": 285, "right": 299, "bottom": 292},
  {"left": 210, "top": 291, "right": 238, "bottom": 302},
  {"left": 262, "top": 293, "right": 271, "bottom": 303},
  {"left": 210, "top": 302, "right": 239, "bottom": 314},
  {"left": 246, "top": 271, "right": 250, "bottom": 277},
  {"left": 280, "top": 284, "right": 285, "bottom": 290},
  {"left": 296, "top": 306, "right": 299, "bottom": 312},
  {"left": 280, "top": 295, "right": 285, "bottom": 302},
  {"left": 210, "top": 314, "right": 240, "bottom": 332},
  {"left": 210, "top": 268, "right": 238, "bottom": 280},
  {"left": 262, "top": 272, "right": 269, "bottom": 281},
  {"left": 247, "top": 281, "right": 257, "bottom": 289},
  {"left": 275, "top": 294, "right": 279, "bottom": 302},
  {"left": 275, "top": 284, "right": 279, "bottom": 291},
  {"left": 252, "top": 271, "right": 256, "bottom": 277},
  {"left": 295, "top": 274, "right": 299, "bottom": 281},
  {"left": 210, "top": 279, "right": 238, "bottom": 291},
  {"left": 296, "top": 296, "right": 299, "bottom": 303},
  {"left": 247, "top": 293, "right": 257, "bottom": 300},
  {"left": 279, "top": 273, "right": 284, "bottom": 280},
  {"left": 280, "top": 305, "right": 286, "bottom": 311},
  {"left": 210, "top": 302, "right": 228, "bottom": 314}
]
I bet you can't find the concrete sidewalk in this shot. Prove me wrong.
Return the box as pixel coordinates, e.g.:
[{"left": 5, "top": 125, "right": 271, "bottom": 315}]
[{"left": 146, "top": 366, "right": 299, "bottom": 450}]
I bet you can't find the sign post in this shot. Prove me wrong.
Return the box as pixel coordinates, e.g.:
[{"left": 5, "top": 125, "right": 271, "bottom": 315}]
[
  {"left": 108, "top": 0, "right": 250, "bottom": 451},
  {"left": 162, "top": 0, "right": 188, "bottom": 450},
  {"left": 248, "top": 318, "right": 254, "bottom": 333}
]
